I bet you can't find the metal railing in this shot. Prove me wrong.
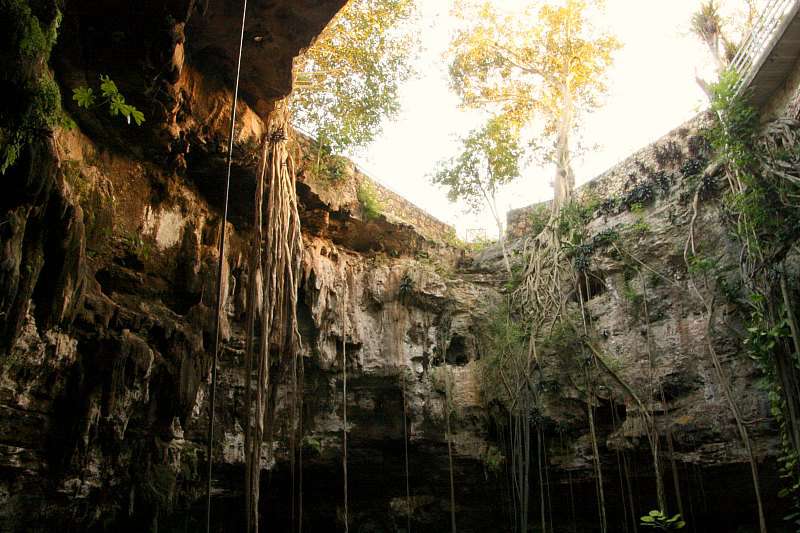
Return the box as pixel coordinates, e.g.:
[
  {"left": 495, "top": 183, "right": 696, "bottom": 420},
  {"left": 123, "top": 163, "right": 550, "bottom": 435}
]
[{"left": 730, "top": 0, "right": 798, "bottom": 94}]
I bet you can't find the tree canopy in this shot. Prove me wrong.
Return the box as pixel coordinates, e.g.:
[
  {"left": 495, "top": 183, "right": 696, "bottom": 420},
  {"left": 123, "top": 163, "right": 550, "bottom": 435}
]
[
  {"left": 432, "top": 115, "right": 522, "bottom": 270},
  {"left": 291, "top": 0, "right": 418, "bottom": 153},
  {"left": 433, "top": 116, "right": 522, "bottom": 216},
  {"left": 447, "top": 0, "right": 619, "bottom": 213}
]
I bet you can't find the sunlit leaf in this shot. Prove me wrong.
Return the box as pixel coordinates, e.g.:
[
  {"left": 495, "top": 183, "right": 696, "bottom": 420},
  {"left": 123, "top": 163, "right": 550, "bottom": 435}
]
[
  {"left": 99, "top": 74, "right": 119, "bottom": 99},
  {"left": 72, "top": 86, "right": 95, "bottom": 108},
  {"left": 292, "top": 0, "right": 419, "bottom": 153},
  {"left": 130, "top": 107, "right": 145, "bottom": 126},
  {"left": 445, "top": 0, "right": 619, "bottom": 205}
]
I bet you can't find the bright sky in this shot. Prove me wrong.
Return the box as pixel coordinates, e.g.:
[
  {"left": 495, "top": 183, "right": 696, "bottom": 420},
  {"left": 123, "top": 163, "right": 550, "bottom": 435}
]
[{"left": 350, "top": 0, "right": 722, "bottom": 240}]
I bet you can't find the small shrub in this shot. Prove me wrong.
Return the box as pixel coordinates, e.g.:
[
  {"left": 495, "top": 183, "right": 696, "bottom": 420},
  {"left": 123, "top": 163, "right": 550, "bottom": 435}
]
[
  {"left": 591, "top": 228, "right": 619, "bottom": 247},
  {"left": 557, "top": 200, "right": 594, "bottom": 241},
  {"left": 571, "top": 243, "right": 593, "bottom": 272},
  {"left": 640, "top": 510, "right": 686, "bottom": 530},
  {"left": 399, "top": 272, "right": 414, "bottom": 300},
  {"left": 698, "top": 172, "right": 718, "bottom": 199},
  {"left": 324, "top": 154, "right": 348, "bottom": 182},
  {"left": 309, "top": 145, "right": 349, "bottom": 184},
  {"left": 687, "top": 134, "right": 711, "bottom": 159},
  {"left": 654, "top": 140, "right": 684, "bottom": 168},
  {"left": 599, "top": 196, "right": 620, "bottom": 216},
  {"left": 483, "top": 445, "right": 505, "bottom": 474},
  {"left": 622, "top": 182, "right": 655, "bottom": 209},
  {"left": 630, "top": 218, "right": 651, "bottom": 237},
  {"left": 357, "top": 181, "right": 383, "bottom": 220},
  {"left": 302, "top": 436, "right": 323, "bottom": 455},
  {"left": 528, "top": 204, "right": 550, "bottom": 236},
  {"left": 653, "top": 170, "right": 673, "bottom": 194},
  {"left": 687, "top": 254, "right": 716, "bottom": 276},
  {"left": 680, "top": 157, "right": 706, "bottom": 178}
]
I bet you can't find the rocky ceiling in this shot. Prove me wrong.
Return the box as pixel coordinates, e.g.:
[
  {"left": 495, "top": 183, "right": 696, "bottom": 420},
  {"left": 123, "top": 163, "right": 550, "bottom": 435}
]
[
  {"left": 57, "top": 0, "right": 347, "bottom": 116},
  {"left": 187, "top": 0, "right": 347, "bottom": 109}
]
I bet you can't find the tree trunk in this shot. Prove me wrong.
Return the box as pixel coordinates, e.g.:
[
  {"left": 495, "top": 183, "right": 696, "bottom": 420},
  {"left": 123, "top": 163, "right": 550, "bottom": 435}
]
[
  {"left": 552, "top": 86, "right": 575, "bottom": 217},
  {"left": 492, "top": 210, "right": 512, "bottom": 274}
]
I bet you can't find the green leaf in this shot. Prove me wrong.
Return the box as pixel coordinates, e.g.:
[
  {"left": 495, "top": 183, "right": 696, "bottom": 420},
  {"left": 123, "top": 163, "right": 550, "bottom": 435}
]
[
  {"left": 641, "top": 516, "right": 655, "bottom": 522},
  {"left": 109, "top": 93, "right": 127, "bottom": 117},
  {"left": 676, "top": 521, "right": 686, "bottom": 529},
  {"left": 649, "top": 510, "right": 661, "bottom": 517},
  {"left": 292, "top": 0, "right": 418, "bottom": 152},
  {"left": 99, "top": 74, "right": 119, "bottom": 99},
  {"left": 130, "top": 107, "right": 145, "bottom": 126},
  {"left": 72, "top": 87, "right": 95, "bottom": 108}
]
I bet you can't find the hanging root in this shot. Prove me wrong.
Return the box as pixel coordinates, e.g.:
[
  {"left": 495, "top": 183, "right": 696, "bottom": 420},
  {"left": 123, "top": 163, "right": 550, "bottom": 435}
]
[
  {"left": 341, "top": 275, "right": 350, "bottom": 533},
  {"left": 509, "top": 213, "right": 610, "bottom": 532},
  {"left": 243, "top": 101, "right": 305, "bottom": 533},
  {"left": 683, "top": 193, "right": 767, "bottom": 533}
]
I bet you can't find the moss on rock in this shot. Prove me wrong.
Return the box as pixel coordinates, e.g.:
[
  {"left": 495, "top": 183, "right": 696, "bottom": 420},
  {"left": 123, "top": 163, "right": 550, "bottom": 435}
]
[{"left": 0, "top": 0, "right": 64, "bottom": 173}]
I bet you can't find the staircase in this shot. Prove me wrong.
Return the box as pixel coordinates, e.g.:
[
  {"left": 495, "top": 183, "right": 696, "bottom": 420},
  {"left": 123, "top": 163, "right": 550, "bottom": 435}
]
[{"left": 732, "top": 0, "right": 800, "bottom": 107}]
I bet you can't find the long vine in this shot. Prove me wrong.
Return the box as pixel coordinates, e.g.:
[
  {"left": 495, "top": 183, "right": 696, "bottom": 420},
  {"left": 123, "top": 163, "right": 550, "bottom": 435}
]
[{"left": 704, "top": 68, "right": 800, "bottom": 529}]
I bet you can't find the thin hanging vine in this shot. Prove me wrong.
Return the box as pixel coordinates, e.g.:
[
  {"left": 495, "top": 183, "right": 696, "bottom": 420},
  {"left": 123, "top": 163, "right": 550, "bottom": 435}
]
[{"left": 395, "top": 277, "right": 414, "bottom": 532}]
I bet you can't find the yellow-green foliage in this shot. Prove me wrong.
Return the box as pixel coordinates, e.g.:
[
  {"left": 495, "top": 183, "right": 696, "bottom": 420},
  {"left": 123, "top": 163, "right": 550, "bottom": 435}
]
[
  {"left": 357, "top": 180, "right": 383, "bottom": 220},
  {"left": 72, "top": 74, "right": 144, "bottom": 126},
  {"left": 478, "top": 302, "right": 528, "bottom": 410},
  {"left": 292, "top": 0, "right": 417, "bottom": 152},
  {"left": 320, "top": 153, "right": 348, "bottom": 183},
  {"left": 302, "top": 436, "right": 323, "bottom": 456}
]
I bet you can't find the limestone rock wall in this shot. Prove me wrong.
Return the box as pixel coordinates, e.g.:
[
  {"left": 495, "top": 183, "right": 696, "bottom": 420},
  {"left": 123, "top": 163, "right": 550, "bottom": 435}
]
[
  {"left": 506, "top": 113, "right": 710, "bottom": 241},
  {"left": 292, "top": 132, "right": 457, "bottom": 244},
  {"left": 1, "top": 0, "right": 797, "bottom": 531},
  {"left": 479, "top": 110, "right": 788, "bottom": 531}
]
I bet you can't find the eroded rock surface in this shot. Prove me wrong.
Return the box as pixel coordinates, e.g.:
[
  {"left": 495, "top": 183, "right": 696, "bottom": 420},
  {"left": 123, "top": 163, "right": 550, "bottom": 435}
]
[{"left": 0, "top": 2, "right": 792, "bottom": 532}]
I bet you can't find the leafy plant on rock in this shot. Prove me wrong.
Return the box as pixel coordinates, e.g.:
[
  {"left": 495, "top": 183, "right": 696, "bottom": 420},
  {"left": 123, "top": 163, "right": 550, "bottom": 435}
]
[
  {"left": 640, "top": 510, "right": 686, "bottom": 530},
  {"left": 685, "top": 66, "right": 800, "bottom": 533},
  {"left": 73, "top": 75, "right": 144, "bottom": 126},
  {"left": 399, "top": 272, "right": 414, "bottom": 302},
  {"left": 0, "top": 0, "right": 65, "bottom": 173},
  {"left": 357, "top": 180, "right": 383, "bottom": 221}
]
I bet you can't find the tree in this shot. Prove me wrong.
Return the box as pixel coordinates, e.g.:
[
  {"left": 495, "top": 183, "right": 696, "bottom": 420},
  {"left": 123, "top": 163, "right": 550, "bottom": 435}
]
[
  {"left": 690, "top": 0, "right": 761, "bottom": 98},
  {"left": 447, "top": 0, "right": 618, "bottom": 217},
  {"left": 432, "top": 116, "right": 522, "bottom": 272},
  {"left": 692, "top": 1, "right": 730, "bottom": 74},
  {"left": 291, "top": 0, "right": 417, "bottom": 154}
]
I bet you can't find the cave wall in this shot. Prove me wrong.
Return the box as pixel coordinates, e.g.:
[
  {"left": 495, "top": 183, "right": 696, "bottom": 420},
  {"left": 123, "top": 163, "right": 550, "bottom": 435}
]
[
  {"left": 1, "top": 2, "right": 501, "bottom": 531},
  {"left": 1, "top": 0, "right": 799, "bottom": 532},
  {"left": 484, "top": 116, "right": 795, "bottom": 531}
]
